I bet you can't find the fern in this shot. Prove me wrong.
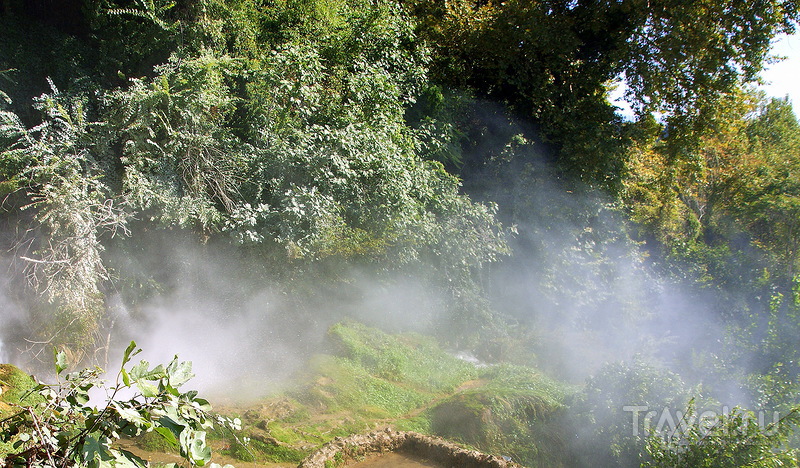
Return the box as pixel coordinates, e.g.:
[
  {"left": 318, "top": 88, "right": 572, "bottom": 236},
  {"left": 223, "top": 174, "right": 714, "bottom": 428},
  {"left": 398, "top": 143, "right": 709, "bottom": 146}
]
[{"left": 105, "top": 0, "right": 177, "bottom": 31}]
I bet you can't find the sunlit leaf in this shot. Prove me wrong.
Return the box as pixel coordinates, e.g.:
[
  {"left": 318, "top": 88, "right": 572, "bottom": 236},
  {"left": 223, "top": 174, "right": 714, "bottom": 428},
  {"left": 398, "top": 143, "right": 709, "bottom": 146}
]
[
  {"left": 153, "top": 426, "right": 179, "bottom": 448},
  {"left": 166, "top": 357, "right": 194, "bottom": 388},
  {"left": 112, "top": 401, "right": 148, "bottom": 426},
  {"left": 136, "top": 380, "right": 159, "bottom": 398},
  {"left": 55, "top": 350, "right": 68, "bottom": 374},
  {"left": 122, "top": 341, "right": 140, "bottom": 366},
  {"left": 180, "top": 430, "right": 211, "bottom": 466},
  {"left": 129, "top": 360, "right": 151, "bottom": 381}
]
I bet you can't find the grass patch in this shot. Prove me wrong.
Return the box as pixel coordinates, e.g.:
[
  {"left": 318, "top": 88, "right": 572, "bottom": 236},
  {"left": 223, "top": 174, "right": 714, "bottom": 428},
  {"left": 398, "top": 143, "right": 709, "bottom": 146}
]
[
  {"left": 264, "top": 421, "right": 302, "bottom": 445},
  {"left": 1, "top": 364, "right": 44, "bottom": 458},
  {"left": 330, "top": 322, "right": 477, "bottom": 393},
  {"left": 215, "top": 322, "right": 580, "bottom": 467},
  {"left": 241, "top": 438, "right": 307, "bottom": 463},
  {"left": 222, "top": 439, "right": 257, "bottom": 462},
  {"left": 430, "top": 364, "right": 577, "bottom": 468},
  {"left": 296, "top": 355, "right": 432, "bottom": 418},
  {"left": 393, "top": 414, "right": 432, "bottom": 433}
]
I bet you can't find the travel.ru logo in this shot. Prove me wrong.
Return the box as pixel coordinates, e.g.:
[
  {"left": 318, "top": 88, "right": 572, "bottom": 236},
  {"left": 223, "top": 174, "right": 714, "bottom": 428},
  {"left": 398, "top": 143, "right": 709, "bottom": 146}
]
[{"left": 623, "top": 405, "right": 782, "bottom": 438}]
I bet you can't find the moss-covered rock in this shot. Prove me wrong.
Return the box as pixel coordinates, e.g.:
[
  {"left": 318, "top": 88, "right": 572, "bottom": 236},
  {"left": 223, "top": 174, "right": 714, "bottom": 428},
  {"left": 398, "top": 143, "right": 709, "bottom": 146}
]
[
  {"left": 0, "top": 364, "right": 40, "bottom": 417},
  {"left": 429, "top": 365, "right": 577, "bottom": 468},
  {"left": 1, "top": 364, "right": 43, "bottom": 458},
  {"left": 298, "top": 429, "right": 526, "bottom": 468}
]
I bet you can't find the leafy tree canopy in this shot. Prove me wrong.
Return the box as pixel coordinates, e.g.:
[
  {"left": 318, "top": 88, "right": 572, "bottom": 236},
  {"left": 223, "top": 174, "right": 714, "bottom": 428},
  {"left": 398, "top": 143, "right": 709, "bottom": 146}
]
[
  {"left": 404, "top": 0, "right": 799, "bottom": 185},
  {"left": 0, "top": 0, "right": 510, "bottom": 357}
]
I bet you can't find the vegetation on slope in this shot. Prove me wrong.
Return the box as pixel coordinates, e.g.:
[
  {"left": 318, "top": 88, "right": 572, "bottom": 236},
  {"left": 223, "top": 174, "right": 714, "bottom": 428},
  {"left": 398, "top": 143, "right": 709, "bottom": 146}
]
[
  {"left": 203, "top": 322, "right": 572, "bottom": 467},
  {"left": 3, "top": 1, "right": 800, "bottom": 466},
  {"left": 0, "top": 364, "right": 40, "bottom": 417},
  {"left": 0, "top": 364, "right": 43, "bottom": 456},
  {"left": 0, "top": 0, "right": 509, "bottom": 360}
]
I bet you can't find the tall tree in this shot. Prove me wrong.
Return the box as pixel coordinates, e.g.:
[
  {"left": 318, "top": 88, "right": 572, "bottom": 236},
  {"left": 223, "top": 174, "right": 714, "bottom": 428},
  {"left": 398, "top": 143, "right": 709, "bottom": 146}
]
[{"left": 405, "top": 0, "right": 799, "bottom": 186}]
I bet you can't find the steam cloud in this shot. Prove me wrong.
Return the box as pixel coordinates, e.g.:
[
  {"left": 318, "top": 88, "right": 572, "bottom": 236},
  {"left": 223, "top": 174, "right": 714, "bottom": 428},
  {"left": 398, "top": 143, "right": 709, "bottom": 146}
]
[{"left": 0, "top": 167, "right": 751, "bottom": 409}]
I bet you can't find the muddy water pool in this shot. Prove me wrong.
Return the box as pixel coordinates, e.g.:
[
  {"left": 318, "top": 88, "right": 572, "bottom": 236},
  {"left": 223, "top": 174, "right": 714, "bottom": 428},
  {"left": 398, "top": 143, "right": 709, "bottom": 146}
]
[{"left": 346, "top": 452, "right": 444, "bottom": 468}]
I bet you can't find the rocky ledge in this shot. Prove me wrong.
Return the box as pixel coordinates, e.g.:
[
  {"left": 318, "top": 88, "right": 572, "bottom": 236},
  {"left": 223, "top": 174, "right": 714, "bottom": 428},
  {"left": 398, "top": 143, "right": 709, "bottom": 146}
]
[{"left": 297, "top": 428, "right": 524, "bottom": 468}]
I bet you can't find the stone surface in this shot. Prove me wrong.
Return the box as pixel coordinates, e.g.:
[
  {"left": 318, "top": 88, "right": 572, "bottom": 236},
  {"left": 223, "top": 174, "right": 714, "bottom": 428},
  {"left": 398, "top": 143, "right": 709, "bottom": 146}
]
[{"left": 297, "top": 428, "right": 524, "bottom": 468}]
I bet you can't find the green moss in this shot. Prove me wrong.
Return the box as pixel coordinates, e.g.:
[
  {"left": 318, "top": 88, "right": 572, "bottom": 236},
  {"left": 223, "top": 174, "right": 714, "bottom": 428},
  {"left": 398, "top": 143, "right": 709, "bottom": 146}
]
[
  {"left": 290, "top": 322, "right": 483, "bottom": 426},
  {"left": 223, "top": 440, "right": 256, "bottom": 462},
  {"left": 133, "top": 430, "right": 178, "bottom": 453},
  {"left": 221, "top": 323, "right": 581, "bottom": 467},
  {"left": 247, "top": 439, "right": 307, "bottom": 463},
  {"left": 429, "top": 364, "right": 577, "bottom": 468},
  {"left": 0, "top": 364, "right": 42, "bottom": 417},
  {"left": 393, "top": 414, "right": 432, "bottom": 433},
  {"left": 265, "top": 422, "right": 302, "bottom": 445},
  {"left": 0, "top": 365, "right": 45, "bottom": 458},
  {"left": 324, "top": 452, "right": 345, "bottom": 468},
  {"left": 281, "top": 404, "right": 310, "bottom": 423},
  {"left": 218, "top": 424, "right": 310, "bottom": 463},
  {"left": 329, "top": 322, "right": 477, "bottom": 394},
  {"left": 297, "top": 355, "right": 431, "bottom": 418},
  {"left": 479, "top": 363, "right": 575, "bottom": 399}
]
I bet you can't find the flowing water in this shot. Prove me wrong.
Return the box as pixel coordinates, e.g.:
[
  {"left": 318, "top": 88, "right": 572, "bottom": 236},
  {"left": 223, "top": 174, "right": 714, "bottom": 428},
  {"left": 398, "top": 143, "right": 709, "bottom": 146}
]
[{"left": 346, "top": 452, "right": 444, "bottom": 468}]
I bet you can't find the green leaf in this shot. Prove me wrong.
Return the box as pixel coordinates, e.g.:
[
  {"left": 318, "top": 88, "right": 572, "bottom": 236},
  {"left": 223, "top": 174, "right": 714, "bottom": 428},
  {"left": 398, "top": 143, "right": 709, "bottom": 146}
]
[
  {"left": 145, "top": 364, "right": 166, "bottom": 380},
  {"left": 112, "top": 401, "right": 148, "bottom": 426},
  {"left": 166, "top": 357, "right": 194, "bottom": 388},
  {"left": 153, "top": 426, "right": 179, "bottom": 448},
  {"left": 136, "top": 380, "right": 159, "bottom": 398},
  {"left": 112, "top": 448, "right": 149, "bottom": 468},
  {"left": 192, "top": 397, "right": 212, "bottom": 412},
  {"left": 180, "top": 430, "right": 211, "bottom": 466},
  {"left": 55, "top": 349, "right": 68, "bottom": 374},
  {"left": 157, "top": 408, "right": 188, "bottom": 437},
  {"left": 122, "top": 341, "right": 140, "bottom": 366},
  {"left": 121, "top": 368, "right": 131, "bottom": 387},
  {"left": 129, "top": 360, "right": 151, "bottom": 381},
  {"left": 79, "top": 435, "right": 114, "bottom": 464},
  {"left": 68, "top": 389, "right": 90, "bottom": 406}
]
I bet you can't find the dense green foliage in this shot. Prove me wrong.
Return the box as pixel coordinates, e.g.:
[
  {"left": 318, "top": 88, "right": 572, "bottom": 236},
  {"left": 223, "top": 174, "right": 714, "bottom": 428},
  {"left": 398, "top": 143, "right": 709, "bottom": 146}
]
[
  {"left": 431, "top": 364, "right": 574, "bottom": 467},
  {"left": 569, "top": 361, "right": 695, "bottom": 467},
  {"left": 643, "top": 404, "right": 800, "bottom": 467},
  {"left": 0, "top": 0, "right": 508, "bottom": 359},
  {"left": 0, "top": 342, "right": 238, "bottom": 468},
  {"left": 407, "top": 0, "right": 798, "bottom": 185},
  {"left": 3, "top": 0, "right": 800, "bottom": 466}
]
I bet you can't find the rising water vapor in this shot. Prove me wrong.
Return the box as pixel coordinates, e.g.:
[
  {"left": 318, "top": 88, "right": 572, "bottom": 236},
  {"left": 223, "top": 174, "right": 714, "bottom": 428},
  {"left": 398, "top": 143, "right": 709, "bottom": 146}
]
[
  {"left": 0, "top": 257, "right": 26, "bottom": 366},
  {"left": 482, "top": 167, "right": 747, "bottom": 406},
  {"left": 0, "top": 166, "right": 746, "bottom": 408},
  {"left": 84, "top": 233, "right": 456, "bottom": 400}
]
